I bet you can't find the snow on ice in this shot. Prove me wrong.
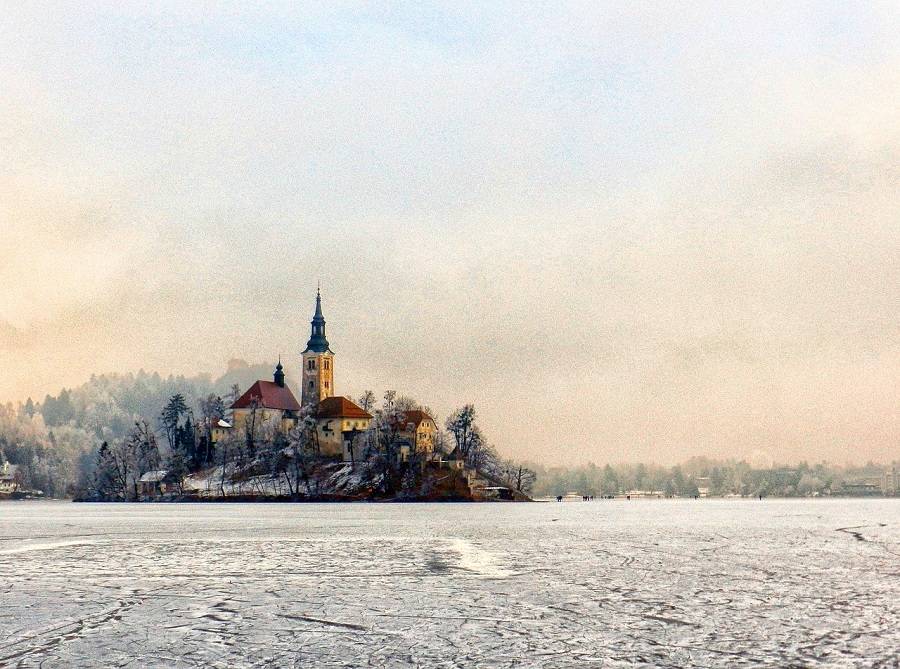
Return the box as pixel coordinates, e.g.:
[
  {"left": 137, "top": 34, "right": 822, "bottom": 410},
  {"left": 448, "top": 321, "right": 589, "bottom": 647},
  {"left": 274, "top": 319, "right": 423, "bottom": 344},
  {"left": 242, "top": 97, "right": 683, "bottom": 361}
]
[{"left": 1, "top": 499, "right": 898, "bottom": 667}]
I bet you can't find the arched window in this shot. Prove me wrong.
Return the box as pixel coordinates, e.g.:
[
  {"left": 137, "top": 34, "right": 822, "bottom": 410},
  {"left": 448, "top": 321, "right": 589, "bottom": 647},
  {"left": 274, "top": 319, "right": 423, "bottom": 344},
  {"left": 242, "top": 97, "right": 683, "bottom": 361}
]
[
  {"left": 324, "top": 359, "right": 330, "bottom": 370},
  {"left": 308, "top": 359, "right": 316, "bottom": 370}
]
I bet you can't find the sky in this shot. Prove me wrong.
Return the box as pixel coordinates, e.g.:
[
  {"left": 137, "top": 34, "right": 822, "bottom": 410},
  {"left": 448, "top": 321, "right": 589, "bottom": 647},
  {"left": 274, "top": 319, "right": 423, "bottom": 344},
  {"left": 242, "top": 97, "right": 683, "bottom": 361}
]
[{"left": 1, "top": 2, "right": 898, "bottom": 466}]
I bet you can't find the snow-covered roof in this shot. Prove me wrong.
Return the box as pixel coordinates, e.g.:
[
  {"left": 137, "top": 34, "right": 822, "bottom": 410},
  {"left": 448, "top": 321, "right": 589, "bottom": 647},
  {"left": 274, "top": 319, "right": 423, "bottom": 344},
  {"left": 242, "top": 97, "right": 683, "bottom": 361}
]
[
  {"left": 139, "top": 470, "right": 168, "bottom": 483},
  {"left": 215, "top": 419, "right": 232, "bottom": 428}
]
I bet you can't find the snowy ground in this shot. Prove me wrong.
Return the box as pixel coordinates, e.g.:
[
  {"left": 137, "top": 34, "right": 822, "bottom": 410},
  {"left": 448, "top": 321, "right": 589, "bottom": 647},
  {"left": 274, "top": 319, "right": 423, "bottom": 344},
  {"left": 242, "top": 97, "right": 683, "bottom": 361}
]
[{"left": 1, "top": 499, "right": 898, "bottom": 668}]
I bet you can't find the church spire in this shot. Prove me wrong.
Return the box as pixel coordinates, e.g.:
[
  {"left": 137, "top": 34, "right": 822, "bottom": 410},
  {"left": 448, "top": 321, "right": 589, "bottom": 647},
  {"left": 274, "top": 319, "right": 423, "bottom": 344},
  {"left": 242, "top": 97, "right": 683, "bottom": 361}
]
[
  {"left": 314, "top": 284, "right": 324, "bottom": 319},
  {"left": 273, "top": 356, "right": 285, "bottom": 387},
  {"left": 304, "top": 287, "right": 331, "bottom": 353}
]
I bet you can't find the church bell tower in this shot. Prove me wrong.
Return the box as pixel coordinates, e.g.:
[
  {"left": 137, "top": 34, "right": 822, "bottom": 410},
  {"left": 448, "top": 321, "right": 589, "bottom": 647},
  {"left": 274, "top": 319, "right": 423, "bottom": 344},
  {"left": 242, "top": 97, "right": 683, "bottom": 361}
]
[{"left": 301, "top": 287, "right": 334, "bottom": 407}]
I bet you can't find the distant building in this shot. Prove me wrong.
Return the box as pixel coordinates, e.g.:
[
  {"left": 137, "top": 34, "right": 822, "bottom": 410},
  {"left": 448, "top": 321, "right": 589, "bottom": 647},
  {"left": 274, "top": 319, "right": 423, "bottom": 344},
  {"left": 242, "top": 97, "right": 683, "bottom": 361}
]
[
  {"left": 840, "top": 480, "right": 881, "bottom": 496},
  {"left": 0, "top": 461, "right": 21, "bottom": 494},
  {"left": 215, "top": 289, "right": 438, "bottom": 469},
  {"left": 392, "top": 410, "right": 439, "bottom": 462},
  {"left": 695, "top": 476, "right": 711, "bottom": 497},
  {"left": 315, "top": 396, "right": 373, "bottom": 460},
  {"left": 209, "top": 418, "right": 232, "bottom": 443},
  {"left": 230, "top": 361, "right": 302, "bottom": 434},
  {"left": 138, "top": 470, "right": 171, "bottom": 497},
  {"left": 882, "top": 467, "right": 899, "bottom": 495},
  {"left": 442, "top": 448, "right": 466, "bottom": 471},
  {"left": 301, "top": 288, "right": 335, "bottom": 407}
]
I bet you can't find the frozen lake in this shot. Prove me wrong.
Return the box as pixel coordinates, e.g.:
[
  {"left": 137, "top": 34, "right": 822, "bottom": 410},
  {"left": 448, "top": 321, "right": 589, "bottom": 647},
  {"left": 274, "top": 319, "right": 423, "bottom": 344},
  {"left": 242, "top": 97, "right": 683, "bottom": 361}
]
[{"left": 1, "top": 500, "right": 898, "bottom": 668}]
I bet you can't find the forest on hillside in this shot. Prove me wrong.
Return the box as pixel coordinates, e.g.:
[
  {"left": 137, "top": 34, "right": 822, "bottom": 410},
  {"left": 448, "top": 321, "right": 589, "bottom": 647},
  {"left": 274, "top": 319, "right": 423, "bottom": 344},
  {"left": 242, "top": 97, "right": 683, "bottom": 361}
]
[
  {"left": 0, "top": 363, "right": 533, "bottom": 500},
  {"left": 1, "top": 364, "right": 895, "bottom": 500},
  {"left": 528, "top": 458, "right": 896, "bottom": 498},
  {"left": 0, "top": 361, "right": 278, "bottom": 497}
]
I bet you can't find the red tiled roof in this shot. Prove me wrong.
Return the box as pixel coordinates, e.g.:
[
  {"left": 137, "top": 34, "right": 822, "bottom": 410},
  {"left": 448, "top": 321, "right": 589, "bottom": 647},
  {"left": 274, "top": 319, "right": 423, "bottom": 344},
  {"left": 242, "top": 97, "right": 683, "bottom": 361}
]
[
  {"left": 394, "top": 410, "right": 433, "bottom": 430},
  {"left": 316, "top": 396, "right": 373, "bottom": 419},
  {"left": 231, "top": 381, "right": 301, "bottom": 412}
]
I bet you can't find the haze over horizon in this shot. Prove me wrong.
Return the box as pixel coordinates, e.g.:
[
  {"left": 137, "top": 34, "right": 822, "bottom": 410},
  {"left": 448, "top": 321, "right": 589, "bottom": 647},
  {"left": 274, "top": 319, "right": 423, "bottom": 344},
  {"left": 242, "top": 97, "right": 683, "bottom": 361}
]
[{"left": 2, "top": 3, "right": 898, "bottom": 466}]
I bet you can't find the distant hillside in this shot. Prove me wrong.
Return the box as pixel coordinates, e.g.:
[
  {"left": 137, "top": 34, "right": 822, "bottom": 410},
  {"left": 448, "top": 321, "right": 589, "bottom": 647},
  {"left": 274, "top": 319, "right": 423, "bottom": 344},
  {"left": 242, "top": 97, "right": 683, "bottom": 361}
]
[
  {"left": 0, "top": 362, "right": 291, "bottom": 498},
  {"left": 35, "top": 361, "right": 295, "bottom": 435}
]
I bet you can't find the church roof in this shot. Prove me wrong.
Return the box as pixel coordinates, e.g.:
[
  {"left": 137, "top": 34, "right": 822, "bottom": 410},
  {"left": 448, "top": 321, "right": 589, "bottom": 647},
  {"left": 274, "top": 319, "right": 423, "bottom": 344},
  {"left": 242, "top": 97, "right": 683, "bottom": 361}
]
[
  {"left": 394, "top": 410, "right": 434, "bottom": 430},
  {"left": 304, "top": 288, "right": 333, "bottom": 354},
  {"left": 231, "top": 380, "right": 301, "bottom": 412},
  {"left": 316, "top": 396, "right": 372, "bottom": 420}
]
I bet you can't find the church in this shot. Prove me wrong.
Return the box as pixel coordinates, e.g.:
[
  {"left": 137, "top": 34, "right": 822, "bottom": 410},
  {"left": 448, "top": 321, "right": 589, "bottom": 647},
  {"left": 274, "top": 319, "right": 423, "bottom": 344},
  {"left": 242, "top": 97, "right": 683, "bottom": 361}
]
[{"left": 228, "top": 288, "right": 374, "bottom": 460}]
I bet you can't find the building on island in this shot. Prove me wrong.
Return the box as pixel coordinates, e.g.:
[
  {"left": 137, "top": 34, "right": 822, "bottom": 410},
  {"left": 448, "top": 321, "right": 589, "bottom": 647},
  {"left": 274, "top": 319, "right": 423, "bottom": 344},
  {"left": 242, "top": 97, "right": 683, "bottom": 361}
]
[
  {"left": 230, "top": 359, "right": 302, "bottom": 434},
  {"left": 301, "top": 288, "right": 334, "bottom": 407},
  {"left": 0, "top": 461, "right": 21, "bottom": 495},
  {"left": 215, "top": 288, "right": 442, "bottom": 467},
  {"left": 138, "top": 470, "right": 171, "bottom": 497},
  {"left": 209, "top": 418, "right": 232, "bottom": 443},
  {"left": 316, "top": 396, "right": 373, "bottom": 460},
  {"left": 883, "top": 466, "right": 899, "bottom": 495},
  {"left": 392, "top": 410, "right": 439, "bottom": 462},
  {"left": 217, "top": 290, "right": 377, "bottom": 462},
  {"left": 189, "top": 287, "right": 518, "bottom": 499}
]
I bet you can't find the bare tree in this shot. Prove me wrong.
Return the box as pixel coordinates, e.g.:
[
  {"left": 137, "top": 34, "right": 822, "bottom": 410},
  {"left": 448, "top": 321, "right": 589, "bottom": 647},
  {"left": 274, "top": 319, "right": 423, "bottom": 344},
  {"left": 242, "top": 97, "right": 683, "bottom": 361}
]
[
  {"left": 109, "top": 439, "right": 133, "bottom": 500},
  {"left": 445, "top": 404, "right": 477, "bottom": 460},
  {"left": 500, "top": 461, "right": 536, "bottom": 494},
  {"left": 286, "top": 409, "right": 320, "bottom": 496},
  {"left": 215, "top": 430, "right": 242, "bottom": 498},
  {"left": 225, "top": 383, "right": 241, "bottom": 418},
  {"left": 243, "top": 398, "right": 262, "bottom": 461},
  {"left": 393, "top": 395, "right": 419, "bottom": 412},
  {"left": 127, "top": 420, "right": 160, "bottom": 484},
  {"left": 357, "top": 390, "right": 376, "bottom": 413},
  {"left": 368, "top": 391, "right": 407, "bottom": 491},
  {"left": 198, "top": 394, "right": 226, "bottom": 464}
]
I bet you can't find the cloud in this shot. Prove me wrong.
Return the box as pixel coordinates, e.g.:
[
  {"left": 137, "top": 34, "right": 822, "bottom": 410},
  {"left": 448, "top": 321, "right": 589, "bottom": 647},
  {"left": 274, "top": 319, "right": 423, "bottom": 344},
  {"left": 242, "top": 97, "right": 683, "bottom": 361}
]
[{"left": 0, "top": 3, "right": 898, "bottom": 464}]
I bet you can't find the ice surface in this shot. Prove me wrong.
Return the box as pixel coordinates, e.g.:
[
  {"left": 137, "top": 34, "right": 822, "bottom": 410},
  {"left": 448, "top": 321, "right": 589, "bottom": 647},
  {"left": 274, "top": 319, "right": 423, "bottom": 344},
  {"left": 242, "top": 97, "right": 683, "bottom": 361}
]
[{"left": 1, "top": 499, "right": 898, "bottom": 668}]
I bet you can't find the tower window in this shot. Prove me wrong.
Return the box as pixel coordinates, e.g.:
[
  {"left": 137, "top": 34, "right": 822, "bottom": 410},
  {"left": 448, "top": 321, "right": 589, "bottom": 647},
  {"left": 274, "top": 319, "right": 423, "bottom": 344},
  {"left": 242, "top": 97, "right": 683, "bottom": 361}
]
[
  {"left": 325, "top": 381, "right": 329, "bottom": 389},
  {"left": 308, "top": 381, "right": 314, "bottom": 389},
  {"left": 308, "top": 359, "right": 316, "bottom": 370},
  {"left": 324, "top": 359, "right": 330, "bottom": 370}
]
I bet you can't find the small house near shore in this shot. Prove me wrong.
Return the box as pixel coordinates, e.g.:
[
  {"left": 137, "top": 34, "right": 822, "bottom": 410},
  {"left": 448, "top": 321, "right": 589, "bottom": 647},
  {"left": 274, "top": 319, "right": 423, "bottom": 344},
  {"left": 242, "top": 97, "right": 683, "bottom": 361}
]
[
  {"left": 0, "top": 461, "right": 21, "bottom": 495},
  {"left": 138, "top": 470, "right": 171, "bottom": 497}
]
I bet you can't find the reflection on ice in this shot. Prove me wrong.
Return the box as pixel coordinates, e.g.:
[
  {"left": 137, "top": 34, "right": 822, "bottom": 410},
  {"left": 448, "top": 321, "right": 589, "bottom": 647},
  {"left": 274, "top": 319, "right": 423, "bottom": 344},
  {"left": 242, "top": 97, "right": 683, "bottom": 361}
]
[
  {"left": 446, "top": 538, "right": 516, "bottom": 578},
  {"left": 0, "top": 539, "right": 99, "bottom": 556}
]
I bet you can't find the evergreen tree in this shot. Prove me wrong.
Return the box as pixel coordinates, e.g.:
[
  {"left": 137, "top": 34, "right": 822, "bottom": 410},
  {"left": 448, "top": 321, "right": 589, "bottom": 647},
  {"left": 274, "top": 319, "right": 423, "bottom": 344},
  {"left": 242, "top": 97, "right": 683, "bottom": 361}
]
[
  {"left": 166, "top": 448, "right": 190, "bottom": 495},
  {"left": 177, "top": 420, "right": 199, "bottom": 469},
  {"left": 93, "top": 441, "right": 119, "bottom": 500},
  {"left": 160, "top": 394, "right": 189, "bottom": 452}
]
